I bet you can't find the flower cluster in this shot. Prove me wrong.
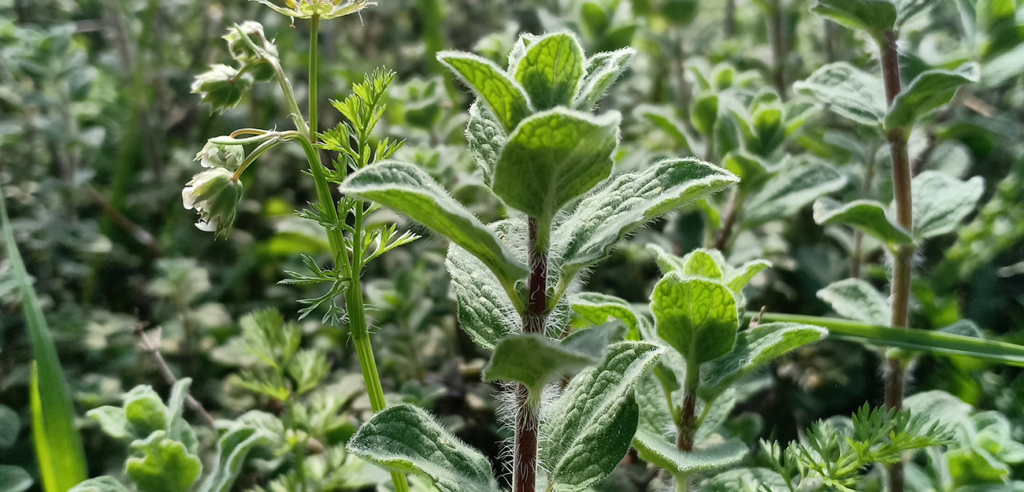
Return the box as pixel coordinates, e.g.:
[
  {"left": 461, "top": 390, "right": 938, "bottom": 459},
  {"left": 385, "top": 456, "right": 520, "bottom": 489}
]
[{"left": 250, "top": 0, "right": 375, "bottom": 20}]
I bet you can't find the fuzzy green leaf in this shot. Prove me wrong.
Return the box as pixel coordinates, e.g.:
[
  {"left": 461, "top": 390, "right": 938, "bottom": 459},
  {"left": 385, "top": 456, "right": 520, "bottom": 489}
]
[
  {"left": 633, "top": 430, "right": 747, "bottom": 478},
  {"left": 699, "top": 323, "right": 827, "bottom": 400},
  {"left": 651, "top": 274, "right": 739, "bottom": 364},
  {"left": 492, "top": 108, "right": 620, "bottom": 220},
  {"left": 347, "top": 405, "right": 499, "bottom": 492},
  {"left": 514, "top": 33, "right": 585, "bottom": 110},
  {"left": 68, "top": 477, "right": 130, "bottom": 492},
  {"left": 571, "top": 292, "right": 642, "bottom": 337},
  {"left": 541, "top": 342, "right": 665, "bottom": 492},
  {"left": 444, "top": 242, "right": 519, "bottom": 350},
  {"left": 726, "top": 260, "right": 772, "bottom": 293},
  {"left": 895, "top": 0, "right": 941, "bottom": 26},
  {"left": 0, "top": 406, "right": 20, "bottom": 450},
  {"left": 794, "top": 62, "right": 886, "bottom": 127},
  {"left": 465, "top": 102, "right": 505, "bottom": 185},
  {"left": 575, "top": 48, "right": 636, "bottom": 110},
  {"left": 484, "top": 324, "right": 624, "bottom": 403},
  {"left": 812, "top": 198, "right": 913, "bottom": 245},
  {"left": 817, "top": 278, "right": 892, "bottom": 326},
  {"left": 165, "top": 378, "right": 198, "bottom": 455},
  {"left": 340, "top": 161, "right": 527, "bottom": 286},
  {"left": 810, "top": 0, "right": 897, "bottom": 37},
  {"left": 911, "top": 171, "right": 984, "bottom": 239},
  {"left": 885, "top": 64, "right": 979, "bottom": 130},
  {"left": 196, "top": 425, "right": 273, "bottom": 492},
  {"left": 123, "top": 386, "right": 168, "bottom": 438},
  {"left": 742, "top": 158, "right": 847, "bottom": 226},
  {"left": 554, "top": 158, "right": 738, "bottom": 279},
  {"left": 0, "top": 466, "right": 31, "bottom": 492},
  {"left": 701, "top": 468, "right": 790, "bottom": 492},
  {"left": 683, "top": 249, "right": 724, "bottom": 280},
  {"left": 636, "top": 105, "right": 694, "bottom": 152},
  {"left": 126, "top": 432, "right": 203, "bottom": 492},
  {"left": 87, "top": 406, "right": 134, "bottom": 441},
  {"left": 437, "top": 51, "right": 531, "bottom": 133}
]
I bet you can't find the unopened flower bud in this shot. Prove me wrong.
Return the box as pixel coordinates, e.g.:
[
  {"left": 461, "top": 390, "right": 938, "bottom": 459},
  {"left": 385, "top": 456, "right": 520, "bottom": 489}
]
[
  {"left": 223, "top": 22, "right": 278, "bottom": 81},
  {"left": 196, "top": 140, "right": 245, "bottom": 171},
  {"left": 182, "top": 168, "right": 243, "bottom": 238},
  {"left": 191, "top": 64, "right": 252, "bottom": 111}
]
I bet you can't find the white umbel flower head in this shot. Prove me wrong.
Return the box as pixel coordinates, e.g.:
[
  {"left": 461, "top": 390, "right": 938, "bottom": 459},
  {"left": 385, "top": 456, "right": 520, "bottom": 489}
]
[{"left": 182, "top": 168, "right": 243, "bottom": 238}]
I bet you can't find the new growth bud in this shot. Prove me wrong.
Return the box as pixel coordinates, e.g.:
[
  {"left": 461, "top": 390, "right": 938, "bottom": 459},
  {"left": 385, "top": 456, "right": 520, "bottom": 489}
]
[{"left": 182, "top": 168, "right": 243, "bottom": 238}]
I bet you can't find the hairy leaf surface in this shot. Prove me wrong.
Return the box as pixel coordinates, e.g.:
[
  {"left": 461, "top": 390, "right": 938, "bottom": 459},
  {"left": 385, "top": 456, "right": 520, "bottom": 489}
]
[
  {"left": 514, "top": 33, "right": 585, "bottom": 109},
  {"left": 810, "top": 0, "right": 897, "bottom": 37},
  {"left": 813, "top": 198, "right": 913, "bottom": 245},
  {"left": 126, "top": 432, "right": 202, "bottom": 492},
  {"left": 886, "top": 63, "right": 979, "bottom": 130},
  {"left": 633, "top": 430, "right": 747, "bottom": 478},
  {"left": 794, "top": 63, "right": 886, "bottom": 127},
  {"left": 575, "top": 48, "right": 636, "bottom": 110},
  {"left": 911, "top": 171, "right": 984, "bottom": 239},
  {"left": 651, "top": 274, "right": 739, "bottom": 364},
  {"left": 817, "top": 278, "right": 892, "bottom": 326},
  {"left": 743, "top": 158, "right": 847, "bottom": 226},
  {"left": 444, "top": 242, "right": 520, "bottom": 350},
  {"left": 437, "top": 52, "right": 531, "bottom": 132}
]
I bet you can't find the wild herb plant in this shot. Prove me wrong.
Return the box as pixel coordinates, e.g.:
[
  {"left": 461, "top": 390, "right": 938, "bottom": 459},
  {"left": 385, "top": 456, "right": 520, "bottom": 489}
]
[
  {"left": 794, "top": 1, "right": 982, "bottom": 489},
  {"left": 185, "top": 2, "right": 415, "bottom": 491}
]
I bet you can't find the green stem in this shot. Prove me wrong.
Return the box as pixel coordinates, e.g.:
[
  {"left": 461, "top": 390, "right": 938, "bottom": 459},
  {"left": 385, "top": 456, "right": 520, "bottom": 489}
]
[
  {"left": 309, "top": 16, "right": 319, "bottom": 145},
  {"left": 286, "top": 399, "right": 308, "bottom": 492}
]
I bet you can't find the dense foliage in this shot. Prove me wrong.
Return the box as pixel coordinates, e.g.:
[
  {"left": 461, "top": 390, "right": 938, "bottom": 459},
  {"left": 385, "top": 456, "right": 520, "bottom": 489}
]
[{"left": 2, "top": 0, "right": 1024, "bottom": 491}]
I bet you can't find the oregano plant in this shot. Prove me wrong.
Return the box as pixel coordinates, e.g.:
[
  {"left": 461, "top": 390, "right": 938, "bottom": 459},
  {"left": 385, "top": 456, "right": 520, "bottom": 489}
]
[{"left": 338, "top": 32, "right": 746, "bottom": 492}]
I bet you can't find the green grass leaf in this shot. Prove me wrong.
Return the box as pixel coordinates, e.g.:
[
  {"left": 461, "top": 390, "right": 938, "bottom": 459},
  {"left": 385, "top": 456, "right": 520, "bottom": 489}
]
[
  {"left": 3, "top": 186, "right": 87, "bottom": 492},
  {"left": 513, "top": 32, "right": 585, "bottom": 110},
  {"left": 347, "top": 405, "right": 499, "bottom": 492},
  {"left": 652, "top": 274, "right": 739, "bottom": 364},
  {"left": 699, "top": 322, "right": 827, "bottom": 400},
  {"left": 126, "top": 432, "right": 202, "bottom": 492},
  {"left": 813, "top": 198, "right": 913, "bottom": 245},
  {"left": 794, "top": 62, "right": 886, "bottom": 127},
  {"left": 810, "top": 0, "right": 897, "bottom": 38},
  {"left": 437, "top": 51, "right": 532, "bottom": 133},
  {"left": 339, "top": 161, "right": 527, "bottom": 288},
  {"left": 632, "top": 430, "right": 747, "bottom": 478},
  {"left": 912, "top": 171, "right": 985, "bottom": 239},
  {"left": 444, "top": 241, "right": 520, "bottom": 350},
  {"left": 885, "top": 63, "right": 979, "bottom": 130},
  {"left": 492, "top": 108, "right": 620, "bottom": 221},
  {"left": 817, "top": 278, "right": 892, "bottom": 326},
  {"left": 575, "top": 48, "right": 636, "bottom": 110},
  {"left": 541, "top": 341, "right": 664, "bottom": 492},
  {"left": 742, "top": 157, "right": 847, "bottom": 227},
  {"left": 554, "top": 158, "right": 737, "bottom": 280}
]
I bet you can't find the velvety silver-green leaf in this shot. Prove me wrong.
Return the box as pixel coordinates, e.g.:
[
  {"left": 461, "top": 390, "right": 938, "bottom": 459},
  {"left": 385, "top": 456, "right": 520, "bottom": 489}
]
[
  {"left": 541, "top": 342, "right": 665, "bottom": 492},
  {"left": 196, "top": 425, "right": 273, "bottom": 492},
  {"left": 123, "top": 385, "right": 168, "bottom": 438},
  {"left": 742, "top": 158, "right": 847, "bottom": 226},
  {"left": 651, "top": 274, "right": 739, "bottom": 364},
  {"left": 911, "top": 171, "right": 984, "bottom": 239},
  {"left": 68, "top": 477, "right": 130, "bottom": 492},
  {"left": 126, "top": 431, "right": 202, "bottom": 492},
  {"left": 0, "top": 466, "right": 31, "bottom": 492},
  {"left": 794, "top": 62, "right": 886, "bottom": 127},
  {"left": 347, "top": 404, "right": 499, "bottom": 492},
  {"left": 0, "top": 406, "right": 20, "bottom": 449},
  {"left": 725, "top": 260, "right": 772, "bottom": 293},
  {"left": 465, "top": 102, "right": 505, "bottom": 185},
  {"left": 895, "top": 0, "right": 941, "bottom": 26},
  {"left": 701, "top": 468, "right": 790, "bottom": 492},
  {"left": 340, "top": 161, "right": 527, "bottom": 286},
  {"left": 812, "top": 197, "right": 913, "bottom": 245},
  {"left": 437, "top": 51, "right": 531, "bottom": 133},
  {"left": 646, "top": 243, "right": 687, "bottom": 276},
  {"left": 554, "top": 158, "right": 738, "bottom": 278},
  {"left": 575, "top": 48, "right": 636, "bottom": 110},
  {"left": 492, "top": 108, "right": 620, "bottom": 220},
  {"left": 87, "top": 406, "right": 134, "bottom": 441},
  {"left": 636, "top": 105, "right": 693, "bottom": 152},
  {"left": 165, "top": 378, "right": 198, "bottom": 455},
  {"left": 885, "top": 63, "right": 979, "bottom": 130},
  {"left": 635, "top": 370, "right": 675, "bottom": 437},
  {"left": 571, "top": 292, "right": 641, "bottom": 336},
  {"left": 810, "top": 0, "right": 897, "bottom": 36},
  {"left": 699, "top": 323, "right": 827, "bottom": 400},
  {"left": 514, "top": 32, "right": 585, "bottom": 110},
  {"left": 632, "top": 430, "right": 747, "bottom": 478},
  {"left": 817, "top": 278, "right": 892, "bottom": 326},
  {"left": 482, "top": 327, "right": 613, "bottom": 402},
  {"left": 444, "top": 242, "right": 519, "bottom": 350}
]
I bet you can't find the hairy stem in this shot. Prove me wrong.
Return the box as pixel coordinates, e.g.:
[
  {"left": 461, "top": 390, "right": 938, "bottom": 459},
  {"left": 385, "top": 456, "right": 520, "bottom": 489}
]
[
  {"left": 514, "top": 217, "right": 550, "bottom": 492},
  {"left": 677, "top": 360, "right": 699, "bottom": 453},
  {"left": 879, "top": 29, "right": 912, "bottom": 492}
]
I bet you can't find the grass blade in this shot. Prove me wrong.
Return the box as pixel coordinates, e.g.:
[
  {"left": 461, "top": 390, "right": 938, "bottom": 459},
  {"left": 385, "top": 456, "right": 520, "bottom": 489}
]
[
  {"left": 753, "top": 313, "right": 1024, "bottom": 367},
  {"left": 2, "top": 191, "right": 87, "bottom": 491}
]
